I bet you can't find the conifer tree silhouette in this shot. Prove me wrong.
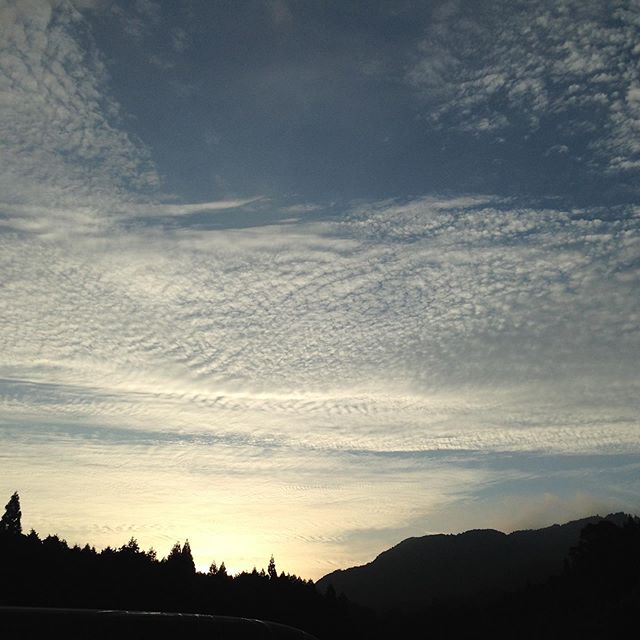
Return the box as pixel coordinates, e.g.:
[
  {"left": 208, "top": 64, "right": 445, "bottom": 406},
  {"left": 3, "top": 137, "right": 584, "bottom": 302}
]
[
  {"left": 181, "top": 539, "right": 196, "bottom": 574},
  {"left": 268, "top": 555, "right": 277, "bottom": 580},
  {"left": 165, "top": 539, "right": 196, "bottom": 575},
  {"left": 0, "top": 491, "right": 22, "bottom": 535}
]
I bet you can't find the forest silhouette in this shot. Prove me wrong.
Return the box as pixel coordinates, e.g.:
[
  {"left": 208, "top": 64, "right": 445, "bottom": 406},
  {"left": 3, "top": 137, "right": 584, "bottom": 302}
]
[{"left": 1, "top": 491, "right": 638, "bottom": 639}]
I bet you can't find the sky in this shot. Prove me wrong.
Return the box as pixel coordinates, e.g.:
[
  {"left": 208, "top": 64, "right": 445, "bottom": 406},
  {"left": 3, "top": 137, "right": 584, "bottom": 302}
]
[{"left": 1, "top": 0, "right": 639, "bottom": 580}]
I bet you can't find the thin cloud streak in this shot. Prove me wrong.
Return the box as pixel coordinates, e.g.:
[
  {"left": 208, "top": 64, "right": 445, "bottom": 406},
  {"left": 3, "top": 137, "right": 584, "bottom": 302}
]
[{"left": 128, "top": 197, "right": 264, "bottom": 217}]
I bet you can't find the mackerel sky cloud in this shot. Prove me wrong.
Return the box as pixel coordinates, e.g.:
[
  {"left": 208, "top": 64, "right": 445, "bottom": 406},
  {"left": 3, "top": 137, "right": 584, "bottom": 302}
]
[{"left": 1, "top": 0, "right": 639, "bottom": 579}]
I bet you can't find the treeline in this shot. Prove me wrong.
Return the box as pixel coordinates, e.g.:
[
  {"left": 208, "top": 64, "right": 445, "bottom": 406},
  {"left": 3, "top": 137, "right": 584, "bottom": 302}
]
[
  {"left": 1, "top": 491, "right": 639, "bottom": 639},
  {"left": 0, "top": 492, "right": 361, "bottom": 638}
]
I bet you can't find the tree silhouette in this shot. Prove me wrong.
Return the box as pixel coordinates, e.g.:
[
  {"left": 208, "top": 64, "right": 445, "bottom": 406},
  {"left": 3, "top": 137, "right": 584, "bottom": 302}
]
[
  {"left": 2, "top": 493, "right": 639, "bottom": 640},
  {"left": 167, "top": 541, "right": 182, "bottom": 561},
  {"left": 0, "top": 493, "right": 362, "bottom": 639},
  {"left": 120, "top": 537, "right": 141, "bottom": 555},
  {"left": 268, "top": 555, "right": 277, "bottom": 580},
  {"left": 165, "top": 540, "right": 195, "bottom": 575},
  {"left": 0, "top": 491, "right": 22, "bottom": 535},
  {"left": 181, "top": 540, "right": 196, "bottom": 574}
]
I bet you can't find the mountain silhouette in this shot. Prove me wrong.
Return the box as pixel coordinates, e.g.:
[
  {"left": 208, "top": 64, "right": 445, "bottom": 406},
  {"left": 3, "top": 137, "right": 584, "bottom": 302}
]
[{"left": 317, "top": 513, "right": 630, "bottom": 611}]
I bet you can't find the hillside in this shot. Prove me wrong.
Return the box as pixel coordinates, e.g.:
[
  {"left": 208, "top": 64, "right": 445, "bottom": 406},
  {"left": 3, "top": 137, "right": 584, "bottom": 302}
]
[{"left": 317, "top": 513, "right": 630, "bottom": 610}]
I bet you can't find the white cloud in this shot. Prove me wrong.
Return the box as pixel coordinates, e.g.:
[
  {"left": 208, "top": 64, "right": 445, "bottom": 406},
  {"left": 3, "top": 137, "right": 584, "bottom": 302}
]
[
  {"left": 0, "top": 0, "right": 160, "bottom": 225},
  {"left": 129, "top": 198, "right": 264, "bottom": 217},
  {"left": 408, "top": 0, "right": 640, "bottom": 172},
  {"left": 1, "top": 195, "right": 638, "bottom": 457},
  {"left": 1, "top": 0, "right": 638, "bottom": 578},
  {"left": 0, "top": 2, "right": 264, "bottom": 237}
]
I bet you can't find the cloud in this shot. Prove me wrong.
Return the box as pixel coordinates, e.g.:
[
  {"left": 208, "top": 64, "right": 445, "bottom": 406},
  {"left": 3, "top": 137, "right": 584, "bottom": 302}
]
[
  {"left": 109, "top": 0, "right": 161, "bottom": 40},
  {"left": 1, "top": 0, "right": 638, "bottom": 579},
  {"left": 128, "top": 197, "right": 265, "bottom": 217},
  {"left": 1, "top": 194, "right": 638, "bottom": 457},
  {"left": 67, "top": 0, "right": 108, "bottom": 10},
  {"left": 0, "top": 420, "right": 505, "bottom": 577},
  {"left": 496, "top": 491, "right": 638, "bottom": 533},
  {"left": 170, "top": 26, "right": 189, "bottom": 52},
  {"left": 0, "top": 2, "right": 264, "bottom": 237},
  {"left": 3, "top": 417, "right": 637, "bottom": 577},
  {"left": 0, "top": 0, "right": 160, "bottom": 223},
  {"left": 408, "top": 0, "right": 640, "bottom": 174}
]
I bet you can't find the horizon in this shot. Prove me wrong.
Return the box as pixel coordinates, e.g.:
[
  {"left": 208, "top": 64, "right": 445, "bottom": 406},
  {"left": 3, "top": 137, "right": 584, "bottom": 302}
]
[
  {"left": 1, "top": 0, "right": 639, "bottom": 582},
  {"left": 8, "top": 490, "right": 639, "bottom": 580},
  {"left": 7, "top": 489, "right": 637, "bottom": 579}
]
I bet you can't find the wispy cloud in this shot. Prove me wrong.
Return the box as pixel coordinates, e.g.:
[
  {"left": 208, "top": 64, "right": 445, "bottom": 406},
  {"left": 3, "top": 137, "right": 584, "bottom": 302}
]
[{"left": 128, "top": 197, "right": 265, "bottom": 217}]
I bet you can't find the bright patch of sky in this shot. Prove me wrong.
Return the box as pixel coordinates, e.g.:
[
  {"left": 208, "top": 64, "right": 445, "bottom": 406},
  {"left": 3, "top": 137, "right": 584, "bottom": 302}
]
[{"left": 1, "top": 0, "right": 639, "bottom": 579}]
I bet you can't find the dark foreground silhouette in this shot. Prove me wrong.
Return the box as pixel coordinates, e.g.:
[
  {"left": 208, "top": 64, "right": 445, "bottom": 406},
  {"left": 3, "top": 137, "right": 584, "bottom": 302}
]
[
  {"left": 316, "top": 513, "right": 632, "bottom": 610},
  {"left": 0, "top": 606, "right": 317, "bottom": 639},
  {"left": 1, "top": 492, "right": 638, "bottom": 639}
]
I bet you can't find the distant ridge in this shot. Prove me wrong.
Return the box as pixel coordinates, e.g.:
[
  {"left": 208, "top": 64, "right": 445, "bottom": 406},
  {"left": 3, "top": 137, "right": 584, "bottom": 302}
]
[{"left": 317, "top": 513, "right": 631, "bottom": 611}]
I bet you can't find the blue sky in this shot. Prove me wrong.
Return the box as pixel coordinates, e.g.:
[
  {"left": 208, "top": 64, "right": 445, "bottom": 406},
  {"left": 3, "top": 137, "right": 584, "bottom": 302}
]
[{"left": 1, "top": 0, "right": 639, "bottom": 579}]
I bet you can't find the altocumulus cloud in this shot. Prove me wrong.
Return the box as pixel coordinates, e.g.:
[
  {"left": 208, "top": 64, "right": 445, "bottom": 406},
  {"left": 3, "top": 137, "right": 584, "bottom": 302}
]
[
  {"left": 2, "top": 195, "right": 639, "bottom": 454},
  {"left": 408, "top": 0, "right": 640, "bottom": 173},
  {"left": 0, "top": 0, "right": 159, "bottom": 233},
  {"left": 1, "top": 0, "right": 639, "bottom": 578}
]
